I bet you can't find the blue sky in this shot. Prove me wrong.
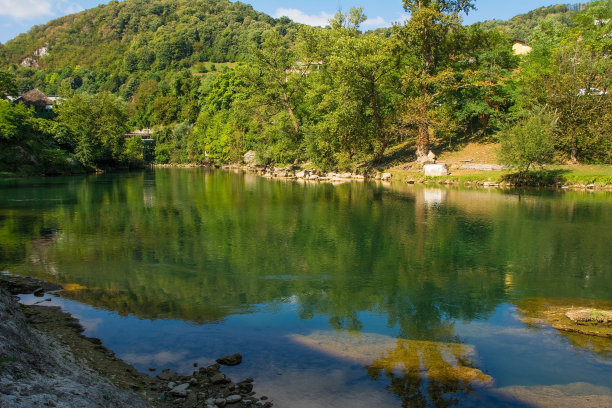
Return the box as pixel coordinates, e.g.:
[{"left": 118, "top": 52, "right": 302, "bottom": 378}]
[{"left": 0, "top": 0, "right": 578, "bottom": 43}]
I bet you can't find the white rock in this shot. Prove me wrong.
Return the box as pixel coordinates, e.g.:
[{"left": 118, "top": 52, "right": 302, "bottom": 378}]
[
  {"left": 170, "top": 383, "right": 190, "bottom": 397},
  {"left": 423, "top": 163, "right": 449, "bottom": 177},
  {"left": 381, "top": 173, "right": 392, "bottom": 181},
  {"left": 226, "top": 395, "right": 242, "bottom": 404}
]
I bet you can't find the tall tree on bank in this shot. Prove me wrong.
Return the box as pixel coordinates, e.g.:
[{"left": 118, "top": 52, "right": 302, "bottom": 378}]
[
  {"left": 303, "top": 9, "right": 401, "bottom": 169},
  {"left": 399, "top": 0, "right": 475, "bottom": 161}
]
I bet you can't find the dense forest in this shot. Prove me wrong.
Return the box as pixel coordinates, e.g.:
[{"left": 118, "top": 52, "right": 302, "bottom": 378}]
[{"left": 0, "top": 0, "right": 610, "bottom": 175}]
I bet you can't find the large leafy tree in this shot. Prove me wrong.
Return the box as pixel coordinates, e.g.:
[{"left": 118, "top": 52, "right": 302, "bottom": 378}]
[
  {"left": 303, "top": 9, "right": 401, "bottom": 169},
  {"left": 399, "top": 0, "right": 475, "bottom": 161},
  {"left": 56, "top": 92, "right": 129, "bottom": 168},
  {"left": 517, "top": 1, "right": 611, "bottom": 163}
]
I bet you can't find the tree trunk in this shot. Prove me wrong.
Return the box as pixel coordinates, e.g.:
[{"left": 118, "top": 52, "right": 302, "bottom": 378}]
[
  {"left": 370, "top": 79, "right": 388, "bottom": 162},
  {"left": 416, "top": 97, "right": 430, "bottom": 160},
  {"left": 282, "top": 91, "right": 299, "bottom": 138}
]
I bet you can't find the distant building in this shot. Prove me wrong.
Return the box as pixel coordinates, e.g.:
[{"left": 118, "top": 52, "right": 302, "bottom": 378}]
[
  {"left": 15, "top": 88, "right": 54, "bottom": 110},
  {"left": 286, "top": 61, "right": 324, "bottom": 75},
  {"left": 124, "top": 129, "right": 154, "bottom": 140},
  {"left": 512, "top": 38, "right": 532, "bottom": 55}
]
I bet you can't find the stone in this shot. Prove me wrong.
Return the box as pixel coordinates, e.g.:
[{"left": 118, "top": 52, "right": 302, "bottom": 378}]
[
  {"left": 238, "top": 380, "right": 253, "bottom": 393},
  {"left": 226, "top": 395, "right": 242, "bottom": 404},
  {"left": 214, "top": 398, "right": 227, "bottom": 406},
  {"left": 459, "top": 163, "right": 506, "bottom": 171},
  {"left": 307, "top": 174, "right": 319, "bottom": 180},
  {"left": 339, "top": 172, "right": 352, "bottom": 179},
  {"left": 170, "top": 383, "right": 190, "bottom": 398},
  {"left": 210, "top": 373, "right": 227, "bottom": 384},
  {"left": 423, "top": 163, "right": 449, "bottom": 177},
  {"left": 216, "top": 353, "right": 242, "bottom": 366},
  {"left": 33, "top": 287, "right": 45, "bottom": 297},
  {"left": 417, "top": 150, "right": 437, "bottom": 165},
  {"left": 381, "top": 173, "right": 392, "bottom": 181},
  {"left": 157, "top": 369, "right": 178, "bottom": 381},
  {"left": 243, "top": 151, "right": 257, "bottom": 167},
  {"left": 167, "top": 382, "right": 176, "bottom": 389}
]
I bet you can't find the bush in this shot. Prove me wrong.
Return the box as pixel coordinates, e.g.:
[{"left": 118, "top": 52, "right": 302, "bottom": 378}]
[{"left": 498, "top": 109, "right": 556, "bottom": 173}]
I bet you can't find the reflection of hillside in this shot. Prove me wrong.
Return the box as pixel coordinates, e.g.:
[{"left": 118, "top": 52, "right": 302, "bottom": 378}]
[
  {"left": 0, "top": 170, "right": 610, "bottom": 331},
  {"left": 291, "top": 331, "right": 493, "bottom": 407}
]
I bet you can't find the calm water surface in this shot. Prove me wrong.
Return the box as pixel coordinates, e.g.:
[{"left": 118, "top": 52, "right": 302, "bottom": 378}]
[{"left": 1, "top": 169, "right": 611, "bottom": 407}]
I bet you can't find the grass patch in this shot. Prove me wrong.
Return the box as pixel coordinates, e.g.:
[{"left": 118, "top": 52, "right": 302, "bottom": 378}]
[{"left": 0, "top": 357, "right": 17, "bottom": 367}]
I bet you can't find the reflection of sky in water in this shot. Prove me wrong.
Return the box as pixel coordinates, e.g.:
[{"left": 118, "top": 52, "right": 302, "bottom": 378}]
[
  {"left": 5, "top": 171, "right": 612, "bottom": 407},
  {"left": 18, "top": 294, "right": 612, "bottom": 407}
]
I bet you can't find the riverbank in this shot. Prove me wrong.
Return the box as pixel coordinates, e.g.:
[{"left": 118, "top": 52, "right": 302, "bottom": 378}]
[{"left": 0, "top": 274, "right": 272, "bottom": 408}]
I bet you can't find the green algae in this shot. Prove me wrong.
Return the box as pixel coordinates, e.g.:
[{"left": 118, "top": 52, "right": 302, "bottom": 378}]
[{"left": 515, "top": 298, "right": 612, "bottom": 358}]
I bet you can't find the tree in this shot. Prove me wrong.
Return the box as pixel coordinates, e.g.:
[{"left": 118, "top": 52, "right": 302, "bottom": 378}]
[
  {"left": 302, "top": 9, "right": 401, "bottom": 168},
  {"left": 56, "top": 92, "right": 129, "bottom": 168},
  {"left": 516, "top": 1, "right": 611, "bottom": 163},
  {"left": 0, "top": 70, "right": 18, "bottom": 98},
  {"left": 498, "top": 109, "right": 556, "bottom": 172},
  {"left": 399, "top": 0, "right": 475, "bottom": 161},
  {"left": 244, "top": 29, "right": 304, "bottom": 146}
]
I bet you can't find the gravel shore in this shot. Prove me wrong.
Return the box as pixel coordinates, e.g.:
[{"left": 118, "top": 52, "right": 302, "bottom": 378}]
[{"left": 0, "top": 274, "right": 272, "bottom": 408}]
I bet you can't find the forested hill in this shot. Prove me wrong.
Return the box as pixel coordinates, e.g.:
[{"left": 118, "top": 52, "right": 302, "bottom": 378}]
[
  {"left": 0, "top": 0, "right": 609, "bottom": 177},
  {"left": 479, "top": 3, "right": 590, "bottom": 40},
  {"left": 0, "top": 0, "right": 296, "bottom": 78}
]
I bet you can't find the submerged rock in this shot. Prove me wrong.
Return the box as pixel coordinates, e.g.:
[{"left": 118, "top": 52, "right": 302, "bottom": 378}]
[
  {"left": 566, "top": 309, "right": 612, "bottom": 325},
  {"left": 516, "top": 298, "right": 612, "bottom": 360},
  {"left": 216, "top": 353, "right": 242, "bottom": 366}
]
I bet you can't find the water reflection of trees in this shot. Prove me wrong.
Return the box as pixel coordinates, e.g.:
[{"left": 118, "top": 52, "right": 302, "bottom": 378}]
[
  {"left": 0, "top": 171, "right": 610, "bottom": 322},
  {"left": 292, "top": 330, "right": 493, "bottom": 408},
  {"left": 2, "top": 170, "right": 610, "bottom": 404}
]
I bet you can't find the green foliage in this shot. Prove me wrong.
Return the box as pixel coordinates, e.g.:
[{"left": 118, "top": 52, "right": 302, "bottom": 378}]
[
  {"left": 517, "top": 1, "right": 611, "bottom": 163},
  {"left": 0, "top": 0, "right": 609, "bottom": 173},
  {"left": 123, "top": 137, "right": 144, "bottom": 168},
  {"left": 55, "top": 92, "right": 129, "bottom": 168},
  {"left": 498, "top": 109, "right": 556, "bottom": 172},
  {"left": 0, "top": 70, "right": 18, "bottom": 98},
  {"left": 479, "top": 4, "right": 581, "bottom": 41}
]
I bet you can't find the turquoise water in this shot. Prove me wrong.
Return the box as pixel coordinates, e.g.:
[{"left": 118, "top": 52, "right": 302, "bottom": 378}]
[{"left": 2, "top": 169, "right": 612, "bottom": 407}]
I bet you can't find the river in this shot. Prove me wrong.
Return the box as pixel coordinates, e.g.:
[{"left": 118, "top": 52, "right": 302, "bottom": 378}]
[{"left": 1, "top": 168, "right": 611, "bottom": 407}]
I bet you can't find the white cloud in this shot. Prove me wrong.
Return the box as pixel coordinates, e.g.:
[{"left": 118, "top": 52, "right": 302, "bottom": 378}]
[
  {"left": 62, "top": 3, "right": 84, "bottom": 15},
  {"left": 0, "top": 0, "right": 53, "bottom": 19},
  {"left": 362, "top": 16, "right": 388, "bottom": 27},
  {"left": 273, "top": 8, "right": 334, "bottom": 27}
]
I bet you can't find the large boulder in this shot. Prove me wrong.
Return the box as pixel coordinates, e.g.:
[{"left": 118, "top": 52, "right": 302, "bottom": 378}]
[
  {"left": 423, "top": 163, "right": 449, "bottom": 177},
  {"left": 243, "top": 151, "right": 257, "bottom": 167},
  {"left": 417, "top": 150, "right": 437, "bottom": 165}
]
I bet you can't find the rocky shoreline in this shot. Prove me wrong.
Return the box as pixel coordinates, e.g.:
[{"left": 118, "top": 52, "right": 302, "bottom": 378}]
[
  {"left": 0, "top": 274, "right": 273, "bottom": 408},
  {"left": 153, "top": 161, "right": 612, "bottom": 191}
]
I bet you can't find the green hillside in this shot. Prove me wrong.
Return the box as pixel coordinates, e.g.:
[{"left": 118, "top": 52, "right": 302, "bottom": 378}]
[
  {"left": 0, "top": 0, "right": 609, "bottom": 177},
  {"left": 0, "top": 0, "right": 297, "bottom": 95},
  {"left": 478, "top": 3, "right": 589, "bottom": 40}
]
